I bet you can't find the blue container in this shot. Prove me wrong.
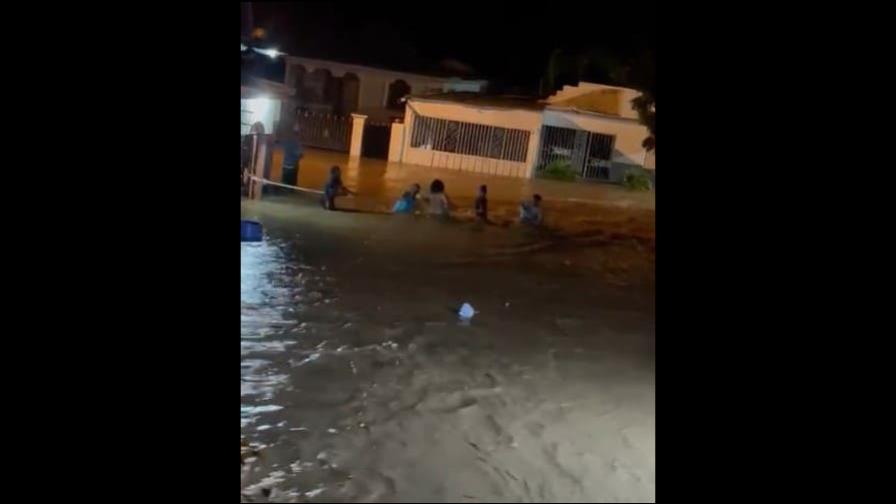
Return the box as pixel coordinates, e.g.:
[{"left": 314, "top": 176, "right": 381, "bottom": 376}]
[{"left": 241, "top": 220, "right": 263, "bottom": 242}]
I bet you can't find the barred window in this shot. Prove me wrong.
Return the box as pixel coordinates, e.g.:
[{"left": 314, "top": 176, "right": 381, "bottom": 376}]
[{"left": 410, "top": 115, "right": 530, "bottom": 162}]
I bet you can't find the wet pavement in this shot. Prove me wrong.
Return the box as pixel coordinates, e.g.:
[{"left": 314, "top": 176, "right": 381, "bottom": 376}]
[{"left": 241, "top": 189, "right": 654, "bottom": 502}]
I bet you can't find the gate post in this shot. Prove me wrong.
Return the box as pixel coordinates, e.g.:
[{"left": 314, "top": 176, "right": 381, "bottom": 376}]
[
  {"left": 524, "top": 126, "right": 542, "bottom": 179},
  {"left": 349, "top": 113, "right": 367, "bottom": 158},
  {"left": 249, "top": 134, "right": 271, "bottom": 200},
  {"left": 388, "top": 120, "right": 405, "bottom": 162}
]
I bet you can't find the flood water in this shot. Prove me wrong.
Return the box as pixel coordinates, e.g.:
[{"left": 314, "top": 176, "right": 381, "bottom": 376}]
[
  {"left": 241, "top": 175, "right": 655, "bottom": 502},
  {"left": 264, "top": 148, "right": 655, "bottom": 241}
]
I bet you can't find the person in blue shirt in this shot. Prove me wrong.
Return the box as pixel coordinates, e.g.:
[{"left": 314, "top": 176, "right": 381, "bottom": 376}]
[
  {"left": 279, "top": 133, "right": 303, "bottom": 188},
  {"left": 392, "top": 183, "right": 421, "bottom": 214},
  {"left": 321, "top": 165, "right": 354, "bottom": 210},
  {"left": 519, "top": 194, "right": 543, "bottom": 226}
]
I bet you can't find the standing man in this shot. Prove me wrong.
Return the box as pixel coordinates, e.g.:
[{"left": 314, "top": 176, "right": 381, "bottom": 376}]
[{"left": 279, "top": 117, "right": 302, "bottom": 188}]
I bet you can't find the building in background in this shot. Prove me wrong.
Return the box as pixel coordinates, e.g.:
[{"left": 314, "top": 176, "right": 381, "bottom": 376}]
[
  {"left": 283, "top": 55, "right": 487, "bottom": 121},
  {"left": 390, "top": 82, "right": 654, "bottom": 183},
  {"left": 276, "top": 55, "right": 487, "bottom": 156}
]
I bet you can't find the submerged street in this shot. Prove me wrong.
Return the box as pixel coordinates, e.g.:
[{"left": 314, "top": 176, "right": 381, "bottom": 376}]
[{"left": 241, "top": 174, "right": 654, "bottom": 502}]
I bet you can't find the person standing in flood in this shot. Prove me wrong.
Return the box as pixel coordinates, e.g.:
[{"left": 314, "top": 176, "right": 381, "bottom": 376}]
[
  {"left": 426, "top": 179, "right": 455, "bottom": 219},
  {"left": 279, "top": 119, "right": 303, "bottom": 189},
  {"left": 474, "top": 185, "right": 489, "bottom": 222},
  {"left": 321, "top": 165, "right": 354, "bottom": 211}
]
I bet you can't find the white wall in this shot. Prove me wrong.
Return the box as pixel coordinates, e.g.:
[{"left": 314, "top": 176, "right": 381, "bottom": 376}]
[
  {"left": 400, "top": 99, "right": 543, "bottom": 179},
  {"left": 542, "top": 109, "right": 649, "bottom": 167},
  {"left": 392, "top": 99, "right": 652, "bottom": 180},
  {"left": 545, "top": 82, "right": 642, "bottom": 120},
  {"left": 241, "top": 98, "right": 281, "bottom": 136},
  {"left": 388, "top": 122, "right": 405, "bottom": 162}
]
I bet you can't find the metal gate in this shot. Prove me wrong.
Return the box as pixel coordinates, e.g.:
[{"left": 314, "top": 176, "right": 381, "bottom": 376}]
[
  {"left": 296, "top": 111, "right": 352, "bottom": 152},
  {"left": 537, "top": 125, "right": 616, "bottom": 181},
  {"left": 361, "top": 120, "right": 391, "bottom": 160}
]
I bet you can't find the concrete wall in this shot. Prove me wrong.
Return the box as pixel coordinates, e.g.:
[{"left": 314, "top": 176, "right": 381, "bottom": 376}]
[
  {"left": 542, "top": 109, "right": 650, "bottom": 168},
  {"left": 400, "top": 99, "right": 543, "bottom": 179},
  {"left": 545, "top": 82, "right": 641, "bottom": 120},
  {"left": 388, "top": 122, "right": 405, "bottom": 162}
]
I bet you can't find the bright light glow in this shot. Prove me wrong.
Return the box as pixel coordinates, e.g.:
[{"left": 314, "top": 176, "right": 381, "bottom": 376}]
[
  {"left": 251, "top": 98, "right": 271, "bottom": 123},
  {"left": 253, "top": 47, "right": 281, "bottom": 59},
  {"left": 241, "top": 97, "right": 281, "bottom": 136},
  {"left": 246, "top": 98, "right": 271, "bottom": 131},
  {"left": 241, "top": 43, "right": 248, "bottom": 51}
]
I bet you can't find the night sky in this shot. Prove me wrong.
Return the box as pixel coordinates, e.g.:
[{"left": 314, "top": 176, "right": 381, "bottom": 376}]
[{"left": 242, "top": 2, "right": 655, "bottom": 92}]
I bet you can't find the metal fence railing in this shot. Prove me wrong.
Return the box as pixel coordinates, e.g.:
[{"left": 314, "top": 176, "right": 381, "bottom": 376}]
[
  {"left": 410, "top": 114, "right": 531, "bottom": 163},
  {"left": 536, "top": 125, "right": 618, "bottom": 182},
  {"left": 295, "top": 111, "right": 352, "bottom": 152}
]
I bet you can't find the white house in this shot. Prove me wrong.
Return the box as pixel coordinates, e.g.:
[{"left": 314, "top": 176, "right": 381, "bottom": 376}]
[{"left": 388, "top": 83, "right": 654, "bottom": 183}]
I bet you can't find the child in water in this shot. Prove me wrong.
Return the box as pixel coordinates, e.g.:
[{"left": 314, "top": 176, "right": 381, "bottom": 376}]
[
  {"left": 426, "top": 179, "right": 455, "bottom": 218},
  {"left": 392, "top": 183, "right": 421, "bottom": 214},
  {"left": 321, "top": 165, "right": 354, "bottom": 210},
  {"left": 519, "top": 194, "right": 543, "bottom": 225},
  {"left": 474, "top": 185, "right": 488, "bottom": 222}
]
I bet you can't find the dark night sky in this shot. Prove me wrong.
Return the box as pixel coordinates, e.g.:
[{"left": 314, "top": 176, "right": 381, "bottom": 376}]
[{"left": 242, "top": 2, "right": 655, "bottom": 92}]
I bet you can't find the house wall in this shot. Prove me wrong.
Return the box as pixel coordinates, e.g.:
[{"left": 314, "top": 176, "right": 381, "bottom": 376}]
[
  {"left": 542, "top": 109, "right": 650, "bottom": 168},
  {"left": 400, "top": 99, "right": 543, "bottom": 179},
  {"left": 391, "top": 100, "right": 652, "bottom": 180},
  {"left": 388, "top": 122, "right": 405, "bottom": 162},
  {"left": 545, "top": 82, "right": 642, "bottom": 120}
]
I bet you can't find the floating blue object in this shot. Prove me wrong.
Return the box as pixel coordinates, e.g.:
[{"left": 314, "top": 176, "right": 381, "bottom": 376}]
[
  {"left": 458, "top": 303, "right": 476, "bottom": 319},
  {"left": 241, "top": 220, "right": 263, "bottom": 242}
]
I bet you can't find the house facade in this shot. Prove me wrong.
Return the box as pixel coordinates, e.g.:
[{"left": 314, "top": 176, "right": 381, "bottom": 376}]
[{"left": 389, "top": 83, "right": 654, "bottom": 183}]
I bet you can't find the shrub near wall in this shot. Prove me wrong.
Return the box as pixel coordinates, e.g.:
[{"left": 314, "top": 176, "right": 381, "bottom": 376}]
[
  {"left": 623, "top": 168, "right": 653, "bottom": 191},
  {"left": 538, "top": 159, "right": 578, "bottom": 181}
]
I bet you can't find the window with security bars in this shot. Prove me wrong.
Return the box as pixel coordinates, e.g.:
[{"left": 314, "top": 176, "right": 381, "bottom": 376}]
[
  {"left": 537, "top": 125, "right": 616, "bottom": 180},
  {"left": 410, "top": 115, "right": 530, "bottom": 162}
]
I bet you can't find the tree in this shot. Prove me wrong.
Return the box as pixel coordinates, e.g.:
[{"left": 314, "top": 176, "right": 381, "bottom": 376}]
[
  {"left": 540, "top": 49, "right": 565, "bottom": 96},
  {"left": 632, "top": 93, "right": 655, "bottom": 151},
  {"left": 540, "top": 48, "right": 623, "bottom": 96},
  {"left": 626, "top": 49, "right": 655, "bottom": 151}
]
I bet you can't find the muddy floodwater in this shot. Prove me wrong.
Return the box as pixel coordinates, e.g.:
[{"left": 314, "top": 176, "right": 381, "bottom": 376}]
[{"left": 241, "top": 163, "right": 655, "bottom": 502}]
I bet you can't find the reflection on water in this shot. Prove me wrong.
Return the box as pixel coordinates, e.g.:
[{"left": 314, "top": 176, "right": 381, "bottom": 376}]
[{"left": 241, "top": 196, "right": 654, "bottom": 502}]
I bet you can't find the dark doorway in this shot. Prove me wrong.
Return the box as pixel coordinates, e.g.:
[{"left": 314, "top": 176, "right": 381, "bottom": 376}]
[
  {"left": 386, "top": 80, "right": 411, "bottom": 110},
  {"left": 362, "top": 121, "right": 391, "bottom": 159}
]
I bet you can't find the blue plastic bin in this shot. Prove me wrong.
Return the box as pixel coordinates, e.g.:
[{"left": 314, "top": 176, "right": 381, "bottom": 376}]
[{"left": 241, "top": 220, "right": 263, "bottom": 242}]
